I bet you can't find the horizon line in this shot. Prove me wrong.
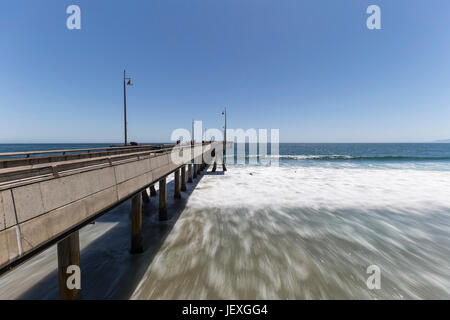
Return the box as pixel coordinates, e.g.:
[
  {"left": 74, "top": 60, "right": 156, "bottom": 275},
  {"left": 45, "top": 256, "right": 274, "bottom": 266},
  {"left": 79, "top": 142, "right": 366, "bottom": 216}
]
[{"left": 0, "top": 141, "right": 447, "bottom": 144}]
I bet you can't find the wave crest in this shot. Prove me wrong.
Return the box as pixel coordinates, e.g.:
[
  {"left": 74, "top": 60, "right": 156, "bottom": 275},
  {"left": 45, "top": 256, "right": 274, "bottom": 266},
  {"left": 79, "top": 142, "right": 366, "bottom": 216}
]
[{"left": 244, "top": 155, "right": 450, "bottom": 161}]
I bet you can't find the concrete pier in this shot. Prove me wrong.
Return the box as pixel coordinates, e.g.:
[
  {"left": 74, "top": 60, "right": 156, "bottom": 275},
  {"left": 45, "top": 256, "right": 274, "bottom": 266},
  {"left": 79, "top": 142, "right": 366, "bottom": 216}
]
[
  {"left": 0, "top": 142, "right": 230, "bottom": 286},
  {"left": 130, "top": 193, "right": 143, "bottom": 254},
  {"left": 57, "top": 231, "right": 81, "bottom": 300},
  {"left": 174, "top": 169, "right": 181, "bottom": 199},
  {"left": 159, "top": 178, "right": 167, "bottom": 220},
  {"left": 181, "top": 166, "right": 187, "bottom": 191}
]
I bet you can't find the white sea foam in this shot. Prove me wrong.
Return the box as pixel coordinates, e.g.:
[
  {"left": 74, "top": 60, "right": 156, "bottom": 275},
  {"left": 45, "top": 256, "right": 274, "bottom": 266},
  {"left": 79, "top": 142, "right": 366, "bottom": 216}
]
[
  {"left": 229, "top": 154, "right": 450, "bottom": 161},
  {"left": 186, "top": 165, "right": 450, "bottom": 213},
  {"left": 130, "top": 165, "right": 450, "bottom": 299}
]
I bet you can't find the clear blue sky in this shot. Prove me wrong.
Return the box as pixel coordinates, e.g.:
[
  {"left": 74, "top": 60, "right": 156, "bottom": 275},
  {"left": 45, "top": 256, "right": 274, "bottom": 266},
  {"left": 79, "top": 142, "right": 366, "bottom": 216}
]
[{"left": 1, "top": 0, "right": 449, "bottom": 143}]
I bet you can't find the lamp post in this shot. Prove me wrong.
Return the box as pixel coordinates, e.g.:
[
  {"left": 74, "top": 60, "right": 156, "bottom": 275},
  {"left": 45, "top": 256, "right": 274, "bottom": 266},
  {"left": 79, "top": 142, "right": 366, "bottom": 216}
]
[
  {"left": 191, "top": 119, "right": 194, "bottom": 146},
  {"left": 222, "top": 107, "right": 227, "bottom": 171},
  {"left": 123, "top": 70, "right": 133, "bottom": 146}
]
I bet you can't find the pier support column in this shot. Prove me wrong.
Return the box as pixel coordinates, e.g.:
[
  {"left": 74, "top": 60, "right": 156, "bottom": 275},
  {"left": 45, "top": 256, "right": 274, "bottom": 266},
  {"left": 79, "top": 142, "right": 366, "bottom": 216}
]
[
  {"left": 181, "top": 165, "right": 187, "bottom": 191},
  {"left": 57, "top": 231, "right": 81, "bottom": 300},
  {"left": 193, "top": 163, "right": 197, "bottom": 179},
  {"left": 174, "top": 169, "right": 181, "bottom": 199},
  {"left": 212, "top": 148, "right": 217, "bottom": 172},
  {"left": 188, "top": 163, "right": 193, "bottom": 183},
  {"left": 150, "top": 185, "right": 157, "bottom": 197},
  {"left": 223, "top": 153, "right": 227, "bottom": 172},
  {"left": 159, "top": 178, "right": 167, "bottom": 220},
  {"left": 142, "top": 189, "right": 150, "bottom": 203},
  {"left": 202, "top": 153, "right": 206, "bottom": 170},
  {"left": 130, "top": 193, "right": 143, "bottom": 254},
  {"left": 197, "top": 162, "right": 201, "bottom": 175}
]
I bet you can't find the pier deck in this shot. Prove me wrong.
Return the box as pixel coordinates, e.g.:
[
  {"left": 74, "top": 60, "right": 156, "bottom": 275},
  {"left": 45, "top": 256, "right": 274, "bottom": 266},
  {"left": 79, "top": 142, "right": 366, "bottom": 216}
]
[{"left": 0, "top": 142, "right": 218, "bottom": 278}]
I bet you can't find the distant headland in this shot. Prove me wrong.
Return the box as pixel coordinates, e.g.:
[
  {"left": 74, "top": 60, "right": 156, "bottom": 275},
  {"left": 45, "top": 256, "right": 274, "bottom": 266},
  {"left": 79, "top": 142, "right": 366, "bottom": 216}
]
[{"left": 433, "top": 139, "right": 450, "bottom": 143}]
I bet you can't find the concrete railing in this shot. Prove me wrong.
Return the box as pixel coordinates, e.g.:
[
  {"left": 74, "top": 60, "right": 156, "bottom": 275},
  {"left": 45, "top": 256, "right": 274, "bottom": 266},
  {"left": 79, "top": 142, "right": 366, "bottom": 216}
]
[
  {"left": 0, "top": 144, "right": 172, "bottom": 169},
  {"left": 0, "top": 144, "right": 171, "bottom": 158}
]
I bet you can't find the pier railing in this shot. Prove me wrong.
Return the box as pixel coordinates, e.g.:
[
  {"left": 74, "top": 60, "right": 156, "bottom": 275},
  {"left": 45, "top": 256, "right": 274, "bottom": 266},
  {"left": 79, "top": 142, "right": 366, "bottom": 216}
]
[
  {"left": 0, "top": 143, "right": 206, "bottom": 188},
  {"left": 0, "top": 144, "right": 173, "bottom": 169},
  {"left": 0, "top": 144, "right": 178, "bottom": 158}
]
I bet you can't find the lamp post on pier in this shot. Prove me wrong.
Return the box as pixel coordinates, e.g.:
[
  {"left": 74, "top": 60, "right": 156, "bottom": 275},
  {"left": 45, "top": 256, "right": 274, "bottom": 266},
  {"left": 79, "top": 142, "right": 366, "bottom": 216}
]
[
  {"left": 222, "top": 107, "right": 227, "bottom": 171},
  {"left": 191, "top": 119, "right": 194, "bottom": 146},
  {"left": 123, "top": 70, "right": 133, "bottom": 146}
]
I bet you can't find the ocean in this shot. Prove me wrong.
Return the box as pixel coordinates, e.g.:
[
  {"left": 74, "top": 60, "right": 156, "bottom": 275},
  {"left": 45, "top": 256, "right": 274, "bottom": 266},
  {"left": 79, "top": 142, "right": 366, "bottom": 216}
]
[{"left": 0, "top": 143, "right": 449, "bottom": 299}]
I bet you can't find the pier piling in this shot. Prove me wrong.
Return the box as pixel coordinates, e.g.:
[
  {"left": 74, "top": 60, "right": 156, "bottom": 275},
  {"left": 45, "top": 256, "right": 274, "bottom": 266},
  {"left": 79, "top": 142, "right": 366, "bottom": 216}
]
[
  {"left": 181, "top": 165, "right": 187, "bottom": 191},
  {"left": 212, "top": 148, "right": 217, "bottom": 172},
  {"left": 130, "top": 193, "right": 143, "bottom": 254},
  {"left": 188, "top": 163, "right": 193, "bottom": 183},
  {"left": 202, "top": 154, "right": 206, "bottom": 170},
  {"left": 159, "top": 178, "right": 167, "bottom": 220},
  {"left": 174, "top": 169, "right": 181, "bottom": 199},
  {"left": 57, "top": 231, "right": 81, "bottom": 300},
  {"left": 150, "top": 185, "right": 157, "bottom": 197},
  {"left": 193, "top": 163, "right": 198, "bottom": 179},
  {"left": 142, "top": 189, "right": 150, "bottom": 203}
]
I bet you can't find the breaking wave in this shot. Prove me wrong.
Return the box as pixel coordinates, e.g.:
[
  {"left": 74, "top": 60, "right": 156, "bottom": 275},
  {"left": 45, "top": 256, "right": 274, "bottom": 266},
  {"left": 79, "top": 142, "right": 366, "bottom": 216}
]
[
  {"left": 131, "top": 165, "right": 450, "bottom": 299},
  {"left": 240, "top": 154, "right": 450, "bottom": 161}
]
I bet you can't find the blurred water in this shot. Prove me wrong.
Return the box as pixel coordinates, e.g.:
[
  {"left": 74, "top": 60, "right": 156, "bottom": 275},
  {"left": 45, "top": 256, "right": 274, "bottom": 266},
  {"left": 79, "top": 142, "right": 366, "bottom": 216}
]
[
  {"left": 0, "top": 143, "right": 449, "bottom": 299},
  {"left": 131, "top": 165, "right": 450, "bottom": 299},
  {"left": 228, "top": 143, "right": 450, "bottom": 171}
]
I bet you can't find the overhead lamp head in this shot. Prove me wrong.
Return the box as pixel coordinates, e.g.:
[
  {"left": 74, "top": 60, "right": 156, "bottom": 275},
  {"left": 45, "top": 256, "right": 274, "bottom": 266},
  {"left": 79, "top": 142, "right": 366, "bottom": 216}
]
[{"left": 127, "top": 79, "right": 133, "bottom": 86}]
